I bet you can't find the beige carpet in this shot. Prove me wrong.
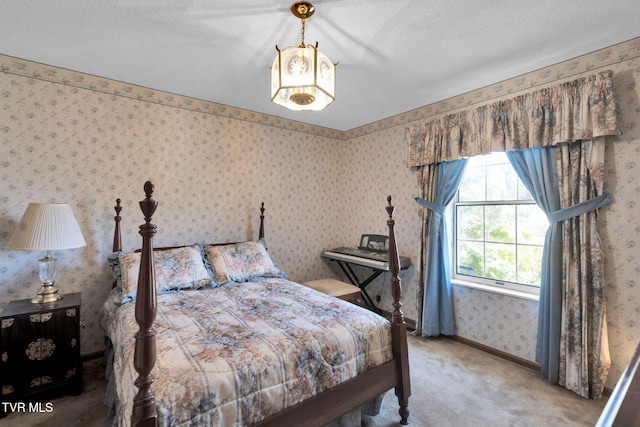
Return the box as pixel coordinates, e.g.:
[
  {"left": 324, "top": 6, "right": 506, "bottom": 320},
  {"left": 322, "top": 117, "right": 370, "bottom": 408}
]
[
  {"left": 2, "top": 334, "right": 607, "bottom": 426},
  {"left": 363, "top": 335, "right": 607, "bottom": 427}
]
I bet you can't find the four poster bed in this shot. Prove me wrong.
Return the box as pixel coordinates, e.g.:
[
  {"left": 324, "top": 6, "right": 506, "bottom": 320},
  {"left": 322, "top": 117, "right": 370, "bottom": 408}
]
[{"left": 101, "top": 181, "right": 410, "bottom": 426}]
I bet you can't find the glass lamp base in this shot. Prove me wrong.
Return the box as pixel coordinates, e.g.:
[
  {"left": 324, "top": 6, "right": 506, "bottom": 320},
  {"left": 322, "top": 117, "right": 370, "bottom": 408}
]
[{"left": 32, "top": 282, "right": 63, "bottom": 304}]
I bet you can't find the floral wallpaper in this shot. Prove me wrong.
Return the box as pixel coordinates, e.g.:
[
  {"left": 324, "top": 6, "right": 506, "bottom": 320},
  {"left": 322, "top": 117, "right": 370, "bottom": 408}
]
[
  {"left": 0, "top": 59, "right": 345, "bottom": 354},
  {"left": 1, "top": 37, "right": 639, "bottom": 391}
]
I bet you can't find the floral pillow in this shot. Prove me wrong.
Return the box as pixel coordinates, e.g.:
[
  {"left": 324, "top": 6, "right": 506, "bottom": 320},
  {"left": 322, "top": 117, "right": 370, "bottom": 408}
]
[
  {"left": 204, "top": 241, "right": 286, "bottom": 284},
  {"left": 119, "top": 244, "right": 212, "bottom": 301}
]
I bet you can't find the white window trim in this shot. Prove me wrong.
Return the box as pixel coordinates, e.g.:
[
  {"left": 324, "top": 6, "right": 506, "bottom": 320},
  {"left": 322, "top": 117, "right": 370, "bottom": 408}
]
[{"left": 450, "top": 276, "right": 540, "bottom": 302}]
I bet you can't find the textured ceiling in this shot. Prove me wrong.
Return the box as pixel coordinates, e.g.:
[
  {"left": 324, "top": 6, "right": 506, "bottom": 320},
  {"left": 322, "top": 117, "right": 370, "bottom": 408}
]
[{"left": 1, "top": 1, "right": 638, "bottom": 131}]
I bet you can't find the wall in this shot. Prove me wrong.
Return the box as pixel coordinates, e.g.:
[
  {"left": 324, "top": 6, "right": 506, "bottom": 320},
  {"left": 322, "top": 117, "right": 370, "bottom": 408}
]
[{"left": 1, "top": 37, "right": 639, "bottom": 391}]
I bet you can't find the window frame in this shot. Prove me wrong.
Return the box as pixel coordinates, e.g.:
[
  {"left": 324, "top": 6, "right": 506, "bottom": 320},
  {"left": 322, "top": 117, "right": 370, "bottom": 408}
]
[{"left": 450, "top": 154, "right": 544, "bottom": 301}]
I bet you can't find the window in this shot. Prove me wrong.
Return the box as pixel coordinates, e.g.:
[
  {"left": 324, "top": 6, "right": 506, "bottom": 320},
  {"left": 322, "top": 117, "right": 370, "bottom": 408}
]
[{"left": 453, "top": 152, "right": 548, "bottom": 297}]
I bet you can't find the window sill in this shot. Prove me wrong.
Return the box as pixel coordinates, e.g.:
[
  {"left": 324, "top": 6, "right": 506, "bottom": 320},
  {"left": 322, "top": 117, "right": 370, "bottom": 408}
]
[{"left": 451, "top": 278, "right": 540, "bottom": 302}]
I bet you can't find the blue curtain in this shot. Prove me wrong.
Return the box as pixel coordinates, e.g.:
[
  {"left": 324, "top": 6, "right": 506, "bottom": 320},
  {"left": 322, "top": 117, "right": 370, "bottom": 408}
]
[
  {"left": 506, "top": 146, "right": 611, "bottom": 384},
  {"left": 415, "top": 159, "right": 467, "bottom": 336},
  {"left": 506, "top": 147, "right": 563, "bottom": 382}
]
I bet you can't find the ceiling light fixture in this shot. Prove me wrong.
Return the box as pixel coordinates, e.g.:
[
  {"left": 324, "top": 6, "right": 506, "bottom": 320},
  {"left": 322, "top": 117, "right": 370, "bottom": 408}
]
[{"left": 271, "top": 1, "right": 336, "bottom": 111}]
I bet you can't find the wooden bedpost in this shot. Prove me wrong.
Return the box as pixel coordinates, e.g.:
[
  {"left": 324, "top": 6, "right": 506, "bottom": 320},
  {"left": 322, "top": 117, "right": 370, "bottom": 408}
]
[
  {"left": 259, "top": 202, "right": 265, "bottom": 240},
  {"left": 113, "top": 198, "right": 122, "bottom": 252},
  {"left": 386, "top": 195, "right": 411, "bottom": 425},
  {"left": 132, "top": 181, "right": 158, "bottom": 427}
]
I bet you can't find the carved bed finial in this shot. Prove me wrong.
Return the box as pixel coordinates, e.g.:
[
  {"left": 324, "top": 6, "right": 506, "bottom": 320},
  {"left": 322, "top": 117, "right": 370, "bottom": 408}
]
[
  {"left": 113, "top": 198, "right": 122, "bottom": 252},
  {"left": 386, "top": 195, "right": 394, "bottom": 220},
  {"left": 259, "top": 202, "right": 265, "bottom": 240},
  {"left": 144, "top": 181, "right": 154, "bottom": 197},
  {"left": 140, "top": 181, "right": 157, "bottom": 223}
]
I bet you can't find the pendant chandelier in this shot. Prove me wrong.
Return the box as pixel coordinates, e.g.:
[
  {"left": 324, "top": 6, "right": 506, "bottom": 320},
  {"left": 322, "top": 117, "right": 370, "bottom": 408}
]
[{"left": 271, "top": 1, "right": 336, "bottom": 111}]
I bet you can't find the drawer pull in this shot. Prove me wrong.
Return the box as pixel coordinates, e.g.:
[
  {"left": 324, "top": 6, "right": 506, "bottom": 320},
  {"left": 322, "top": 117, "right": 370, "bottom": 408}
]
[
  {"left": 29, "top": 376, "right": 53, "bottom": 388},
  {"left": 29, "top": 313, "right": 52, "bottom": 323},
  {"left": 26, "top": 338, "right": 56, "bottom": 360}
]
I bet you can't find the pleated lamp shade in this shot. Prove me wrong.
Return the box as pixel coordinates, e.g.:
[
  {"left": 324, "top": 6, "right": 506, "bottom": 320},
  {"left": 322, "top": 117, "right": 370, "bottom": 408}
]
[{"left": 7, "top": 203, "right": 86, "bottom": 251}]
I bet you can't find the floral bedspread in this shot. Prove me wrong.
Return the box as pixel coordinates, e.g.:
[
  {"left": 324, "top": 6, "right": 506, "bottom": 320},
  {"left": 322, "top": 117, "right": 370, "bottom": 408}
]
[{"left": 106, "top": 278, "right": 392, "bottom": 426}]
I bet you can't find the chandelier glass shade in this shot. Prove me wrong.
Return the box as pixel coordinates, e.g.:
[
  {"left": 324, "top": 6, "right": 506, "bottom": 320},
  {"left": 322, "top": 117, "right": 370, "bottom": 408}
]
[{"left": 271, "top": 2, "right": 336, "bottom": 111}]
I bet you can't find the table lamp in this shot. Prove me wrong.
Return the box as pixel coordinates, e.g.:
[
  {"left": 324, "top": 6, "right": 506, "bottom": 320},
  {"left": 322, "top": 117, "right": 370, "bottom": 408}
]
[{"left": 6, "top": 203, "right": 86, "bottom": 303}]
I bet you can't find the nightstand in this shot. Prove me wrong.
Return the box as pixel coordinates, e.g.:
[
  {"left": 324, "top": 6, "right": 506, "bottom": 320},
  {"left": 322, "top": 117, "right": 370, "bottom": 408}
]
[{"left": 0, "top": 292, "right": 82, "bottom": 415}]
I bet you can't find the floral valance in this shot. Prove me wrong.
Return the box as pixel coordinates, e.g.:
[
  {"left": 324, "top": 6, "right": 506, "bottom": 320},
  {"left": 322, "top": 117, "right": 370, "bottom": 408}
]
[{"left": 405, "top": 70, "right": 623, "bottom": 168}]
